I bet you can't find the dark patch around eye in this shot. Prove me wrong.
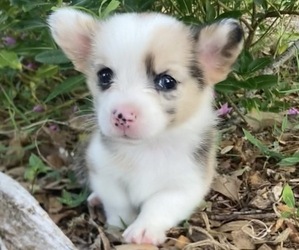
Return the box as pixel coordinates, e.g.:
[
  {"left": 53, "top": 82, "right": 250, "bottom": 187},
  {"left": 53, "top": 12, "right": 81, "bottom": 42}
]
[{"left": 145, "top": 54, "right": 155, "bottom": 78}]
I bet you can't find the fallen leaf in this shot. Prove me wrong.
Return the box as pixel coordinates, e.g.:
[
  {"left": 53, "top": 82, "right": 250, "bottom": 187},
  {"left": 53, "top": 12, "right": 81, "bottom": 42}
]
[
  {"left": 50, "top": 210, "right": 77, "bottom": 224},
  {"left": 218, "top": 220, "right": 249, "bottom": 232},
  {"left": 257, "top": 244, "right": 272, "bottom": 250},
  {"left": 6, "top": 166, "right": 25, "bottom": 178},
  {"left": 272, "top": 182, "right": 283, "bottom": 201},
  {"left": 174, "top": 235, "right": 190, "bottom": 249},
  {"left": 220, "top": 145, "right": 234, "bottom": 155},
  {"left": 250, "top": 193, "right": 272, "bottom": 210},
  {"left": 245, "top": 109, "right": 284, "bottom": 132},
  {"left": 211, "top": 174, "right": 241, "bottom": 202},
  {"left": 271, "top": 219, "right": 284, "bottom": 233},
  {"left": 5, "top": 135, "right": 25, "bottom": 167},
  {"left": 273, "top": 228, "right": 292, "bottom": 244},
  {"left": 46, "top": 152, "right": 65, "bottom": 168},
  {"left": 115, "top": 244, "right": 159, "bottom": 250},
  {"left": 48, "top": 196, "right": 63, "bottom": 214},
  {"left": 231, "top": 230, "right": 255, "bottom": 249},
  {"left": 248, "top": 171, "right": 265, "bottom": 189}
]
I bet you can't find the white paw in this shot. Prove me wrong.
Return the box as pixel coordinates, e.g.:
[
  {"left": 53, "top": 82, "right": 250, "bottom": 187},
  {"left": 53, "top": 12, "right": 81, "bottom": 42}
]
[{"left": 122, "top": 220, "right": 166, "bottom": 245}]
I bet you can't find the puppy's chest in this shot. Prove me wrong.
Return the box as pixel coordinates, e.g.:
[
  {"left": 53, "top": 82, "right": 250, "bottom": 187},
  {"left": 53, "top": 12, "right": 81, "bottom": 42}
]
[{"left": 111, "top": 142, "right": 200, "bottom": 203}]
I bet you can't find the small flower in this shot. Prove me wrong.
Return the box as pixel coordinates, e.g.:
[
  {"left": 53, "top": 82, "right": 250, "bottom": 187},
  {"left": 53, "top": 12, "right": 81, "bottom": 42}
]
[
  {"left": 49, "top": 124, "right": 60, "bottom": 132},
  {"left": 287, "top": 107, "right": 299, "bottom": 115},
  {"left": 2, "top": 36, "right": 16, "bottom": 46},
  {"left": 24, "top": 62, "right": 37, "bottom": 70},
  {"left": 217, "top": 103, "right": 232, "bottom": 116},
  {"left": 32, "top": 104, "right": 44, "bottom": 113}
]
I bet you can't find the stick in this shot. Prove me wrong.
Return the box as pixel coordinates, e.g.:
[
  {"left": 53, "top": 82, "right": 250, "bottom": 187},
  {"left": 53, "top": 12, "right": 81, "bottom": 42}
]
[{"left": 0, "top": 172, "right": 77, "bottom": 250}]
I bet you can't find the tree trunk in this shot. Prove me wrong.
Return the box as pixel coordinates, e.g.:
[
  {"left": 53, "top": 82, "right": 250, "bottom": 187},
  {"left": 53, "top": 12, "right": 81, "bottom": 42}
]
[{"left": 0, "top": 172, "right": 77, "bottom": 250}]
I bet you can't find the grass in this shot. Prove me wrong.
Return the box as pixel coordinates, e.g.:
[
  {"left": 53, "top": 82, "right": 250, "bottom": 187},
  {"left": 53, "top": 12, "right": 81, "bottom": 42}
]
[{"left": 1, "top": 0, "right": 299, "bottom": 249}]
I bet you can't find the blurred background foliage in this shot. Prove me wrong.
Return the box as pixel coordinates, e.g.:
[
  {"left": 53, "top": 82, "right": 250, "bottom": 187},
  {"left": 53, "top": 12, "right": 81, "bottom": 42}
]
[
  {"left": 1, "top": 0, "right": 299, "bottom": 216},
  {"left": 0, "top": 0, "right": 299, "bottom": 131}
]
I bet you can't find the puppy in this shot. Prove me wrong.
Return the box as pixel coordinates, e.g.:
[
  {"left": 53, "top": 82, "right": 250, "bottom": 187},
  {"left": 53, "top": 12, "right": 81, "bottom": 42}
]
[{"left": 48, "top": 8, "right": 243, "bottom": 245}]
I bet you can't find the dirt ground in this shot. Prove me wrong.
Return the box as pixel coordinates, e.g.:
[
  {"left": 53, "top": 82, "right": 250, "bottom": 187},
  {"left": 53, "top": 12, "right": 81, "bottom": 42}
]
[{"left": 1, "top": 109, "right": 299, "bottom": 250}]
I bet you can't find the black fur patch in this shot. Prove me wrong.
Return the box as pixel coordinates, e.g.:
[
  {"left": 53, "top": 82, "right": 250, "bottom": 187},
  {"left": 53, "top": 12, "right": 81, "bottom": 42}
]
[
  {"left": 189, "top": 59, "right": 204, "bottom": 87},
  {"left": 145, "top": 54, "right": 155, "bottom": 78},
  {"left": 193, "top": 128, "right": 216, "bottom": 165},
  {"left": 222, "top": 22, "right": 243, "bottom": 58}
]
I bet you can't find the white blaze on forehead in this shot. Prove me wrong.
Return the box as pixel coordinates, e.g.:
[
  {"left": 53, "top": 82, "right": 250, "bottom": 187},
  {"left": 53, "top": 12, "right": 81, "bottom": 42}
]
[{"left": 91, "top": 13, "right": 186, "bottom": 89}]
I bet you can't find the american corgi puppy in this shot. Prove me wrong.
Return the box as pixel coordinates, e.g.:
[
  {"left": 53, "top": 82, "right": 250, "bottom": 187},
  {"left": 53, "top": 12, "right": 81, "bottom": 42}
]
[{"left": 48, "top": 8, "right": 243, "bottom": 245}]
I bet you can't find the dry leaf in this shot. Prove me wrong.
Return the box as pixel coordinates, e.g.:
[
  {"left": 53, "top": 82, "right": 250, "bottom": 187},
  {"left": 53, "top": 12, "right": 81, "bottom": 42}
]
[
  {"left": 6, "top": 166, "right": 25, "bottom": 178},
  {"left": 258, "top": 244, "right": 272, "bottom": 250},
  {"left": 50, "top": 210, "right": 77, "bottom": 224},
  {"left": 5, "top": 135, "right": 25, "bottom": 167},
  {"left": 231, "top": 230, "right": 255, "bottom": 249},
  {"left": 248, "top": 171, "right": 265, "bottom": 189},
  {"left": 211, "top": 174, "right": 241, "bottom": 201},
  {"left": 174, "top": 235, "right": 190, "bottom": 249},
  {"left": 46, "top": 153, "right": 65, "bottom": 168},
  {"left": 272, "top": 182, "right": 283, "bottom": 201},
  {"left": 220, "top": 145, "right": 234, "bottom": 155},
  {"left": 218, "top": 220, "right": 249, "bottom": 232},
  {"left": 250, "top": 194, "right": 272, "bottom": 210},
  {"left": 273, "top": 228, "right": 292, "bottom": 244},
  {"left": 48, "top": 196, "right": 63, "bottom": 214},
  {"left": 245, "top": 109, "right": 284, "bottom": 131},
  {"left": 271, "top": 219, "right": 284, "bottom": 233},
  {"left": 115, "top": 244, "right": 159, "bottom": 250}
]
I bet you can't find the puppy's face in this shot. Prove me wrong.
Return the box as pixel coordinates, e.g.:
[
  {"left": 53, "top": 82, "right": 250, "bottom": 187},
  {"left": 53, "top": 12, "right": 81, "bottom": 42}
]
[{"left": 49, "top": 9, "right": 243, "bottom": 140}]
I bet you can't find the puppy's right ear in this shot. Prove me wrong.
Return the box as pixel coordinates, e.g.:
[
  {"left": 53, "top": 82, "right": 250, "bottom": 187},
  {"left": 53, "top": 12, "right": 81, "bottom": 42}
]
[{"left": 48, "top": 8, "right": 97, "bottom": 72}]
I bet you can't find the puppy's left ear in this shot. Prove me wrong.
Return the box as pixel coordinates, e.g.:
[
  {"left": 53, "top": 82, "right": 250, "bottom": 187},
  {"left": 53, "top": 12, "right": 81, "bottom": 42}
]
[
  {"left": 48, "top": 8, "right": 97, "bottom": 72},
  {"left": 195, "top": 19, "right": 243, "bottom": 85}
]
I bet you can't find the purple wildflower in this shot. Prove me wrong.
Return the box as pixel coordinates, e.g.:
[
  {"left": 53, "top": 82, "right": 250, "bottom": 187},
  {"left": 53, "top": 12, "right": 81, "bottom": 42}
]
[
  {"left": 24, "top": 62, "right": 37, "bottom": 70},
  {"left": 217, "top": 103, "right": 232, "bottom": 116},
  {"left": 287, "top": 107, "right": 299, "bottom": 115},
  {"left": 32, "top": 104, "right": 44, "bottom": 113},
  {"left": 49, "top": 124, "right": 60, "bottom": 132},
  {"left": 2, "top": 36, "right": 16, "bottom": 46}
]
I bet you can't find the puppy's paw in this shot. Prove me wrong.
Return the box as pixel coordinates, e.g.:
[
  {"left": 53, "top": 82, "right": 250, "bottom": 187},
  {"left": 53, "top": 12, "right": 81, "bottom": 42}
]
[{"left": 123, "top": 220, "right": 166, "bottom": 245}]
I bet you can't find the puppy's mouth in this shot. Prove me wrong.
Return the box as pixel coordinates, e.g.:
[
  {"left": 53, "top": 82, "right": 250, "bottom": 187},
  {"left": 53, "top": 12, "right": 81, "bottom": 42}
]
[{"left": 100, "top": 130, "right": 142, "bottom": 144}]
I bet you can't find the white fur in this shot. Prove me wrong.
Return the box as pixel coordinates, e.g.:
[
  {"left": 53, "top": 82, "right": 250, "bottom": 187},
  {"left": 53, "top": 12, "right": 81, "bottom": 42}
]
[
  {"left": 87, "top": 87, "right": 216, "bottom": 244},
  {"left": 48, "top": 8, "right": 243, "bottom": 245}
]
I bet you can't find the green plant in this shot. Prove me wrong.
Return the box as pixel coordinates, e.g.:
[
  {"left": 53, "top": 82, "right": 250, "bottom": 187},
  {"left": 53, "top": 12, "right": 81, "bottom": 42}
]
[
  {"left": 281, "top": 184, "right": 299, "bottom": 218},
  {"left": 58, "top": 188, "right": 89, "bottom": 208},
  {"left": 24, "top": 153, "right": 52, "bottom": 192}
]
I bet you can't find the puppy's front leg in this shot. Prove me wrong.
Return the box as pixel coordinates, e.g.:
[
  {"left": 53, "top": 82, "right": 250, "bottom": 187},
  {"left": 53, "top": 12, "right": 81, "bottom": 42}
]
[
  {"left": 123, "top": 188, "right": 201, "bottom": 245},
  {"left": 90, "top": 176, "right": 137, "bottom": 228}
]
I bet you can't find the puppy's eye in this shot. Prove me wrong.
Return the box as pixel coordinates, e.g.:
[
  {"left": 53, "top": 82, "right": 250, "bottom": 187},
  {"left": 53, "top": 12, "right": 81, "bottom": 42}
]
[
  {"left": 154, "top": 74, "right": 177, "bottom": 91},
  {"left": 97, "top": 67, "right": 113, "bottom": 90}
]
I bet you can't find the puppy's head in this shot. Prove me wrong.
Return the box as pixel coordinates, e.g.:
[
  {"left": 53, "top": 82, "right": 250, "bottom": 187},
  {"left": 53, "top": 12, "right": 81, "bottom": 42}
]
[{"left": 49, "top": 8, "right": 243, "bottom": 140}]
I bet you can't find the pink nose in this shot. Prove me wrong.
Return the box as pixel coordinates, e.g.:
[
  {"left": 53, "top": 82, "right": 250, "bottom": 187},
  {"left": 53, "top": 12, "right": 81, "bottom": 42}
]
[{"left": 112, "top": 107, "right": 137, "bottom": 131}]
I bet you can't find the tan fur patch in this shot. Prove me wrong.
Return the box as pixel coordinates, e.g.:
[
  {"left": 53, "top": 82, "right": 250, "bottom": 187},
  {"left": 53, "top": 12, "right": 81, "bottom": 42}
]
[{"left": 146, "top": 24, "right": 204, "bottom": 126}]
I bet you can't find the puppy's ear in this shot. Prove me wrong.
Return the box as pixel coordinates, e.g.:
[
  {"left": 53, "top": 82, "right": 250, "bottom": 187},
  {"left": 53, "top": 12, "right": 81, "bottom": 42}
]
[
  {"left": 195, "top": 19, "right": 243, "bottom": 85},
  {"left": 48, "top": 8, "right": 97, "bottom": 72}
]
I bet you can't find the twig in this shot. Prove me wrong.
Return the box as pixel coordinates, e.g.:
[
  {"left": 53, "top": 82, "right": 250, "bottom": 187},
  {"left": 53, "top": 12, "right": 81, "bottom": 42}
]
[
  {"left": 0, "top": 119, "right": 69, "bottom": 135},
  {"left": 263, "top": 39, "right": 299, "bottom": 74},
  {"left": 89, "top": 218, "right": 111, "bottom": 250},
  {"left": 206, "top": 210, "right": 277, "bottom": 221},
  {"left": 224, "top": 93, "right": 247, "bottom": 124}
]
